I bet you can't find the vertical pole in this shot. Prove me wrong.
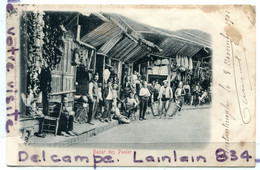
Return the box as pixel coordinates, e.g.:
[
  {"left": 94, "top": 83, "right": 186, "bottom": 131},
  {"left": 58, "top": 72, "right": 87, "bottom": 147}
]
[
  {"left": 102, "top": 55, "right": 105, "bottom": 88},
  {"left": 168, "top": 59, "right": 171, "bottom": 87},
  {"left": 129, "top": 63, "right": 132, "bottom": 75},
  {"left": 108, "top": 58, "right": 111, "bottom": 66},
  {"left": 118, "top": 61, "right": 122, "bottom": 97},
  {"left": 146, "top": 61, "right": 149, "bottom": 82},
  {"left": 93, "top": 49, "right": 96, "bottom": 73}
]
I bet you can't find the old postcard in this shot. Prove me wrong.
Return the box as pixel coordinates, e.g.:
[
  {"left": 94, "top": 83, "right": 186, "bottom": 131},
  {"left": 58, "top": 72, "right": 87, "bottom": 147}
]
[{"left": 6, "top": 4, "right": 256, "bottom": 167}]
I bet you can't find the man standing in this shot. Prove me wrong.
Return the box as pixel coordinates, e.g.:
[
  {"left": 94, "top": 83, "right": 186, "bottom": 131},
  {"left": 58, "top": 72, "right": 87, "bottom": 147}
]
[
  {"left": 158, "top": 80, "right": 173, "bottom": 118},
  {"left": 102, "top": 79, "right": 113, "bottom": 122},
  {"left": 87, "top": 73, "right": 99, "bottom": 125},
  {"left": 147, "top": 81, "right": 155, "bottom": 116},
  {"left": 154, "top": 79, "right": 160, "bottom": 102},
  {"left": 139, "top": 81, "right": 150, "bottom": 120},
  {"left": 174, "top": 81, "right": 186, "bottom": 113}
]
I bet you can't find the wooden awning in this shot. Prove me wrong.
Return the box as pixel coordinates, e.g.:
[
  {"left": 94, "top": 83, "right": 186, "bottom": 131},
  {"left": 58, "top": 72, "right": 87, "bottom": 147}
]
[{"left": 79, "top": 12, "right": 211, "bottom": 63}]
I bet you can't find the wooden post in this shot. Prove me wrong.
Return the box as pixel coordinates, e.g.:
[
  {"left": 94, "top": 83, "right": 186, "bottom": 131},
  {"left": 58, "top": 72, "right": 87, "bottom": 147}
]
[
  {"left": 102, "top": 54, "right": 105, "bottom": 88},
  {"left": 108, "top": 58, "right": 111, "bottom": 66},
  {"left": 93, "top": 49, "right": 96, "bottom": 73},
  {"left": 146, "top": 61, "right": 149, "bottom": 82},
  {"left": 129, "top": 63, "right": 133, "bottom": 75},
  {"left": 118, "top": 61, "right": 123, "bottom": 97},
  {"left": 168, "top": 59, "right": 171, "bottom": 87}
]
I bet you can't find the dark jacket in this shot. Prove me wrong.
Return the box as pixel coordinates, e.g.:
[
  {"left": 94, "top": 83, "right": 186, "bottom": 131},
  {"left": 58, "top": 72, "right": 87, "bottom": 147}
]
[{"left": 102, "top": 85, "right": 113, "bottom": 100}]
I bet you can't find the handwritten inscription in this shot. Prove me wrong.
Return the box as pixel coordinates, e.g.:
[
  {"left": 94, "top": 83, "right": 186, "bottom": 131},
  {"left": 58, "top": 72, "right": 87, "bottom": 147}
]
[
  {"left": 218, "top": 10, "right": 254, "bottom": 160},
  {"left": 215, "top": 148, "right": 252, "bottom": 162},
  {"left": 6, "top": 5, "right": 20, "bottom": 133},
  {"left": 18, "top": 149, "right": 253, "bottom": 168},
  {"left": 233, "top": 54, "right": 251, "bottom": 124},
  {"left": 6, "top": 26, "right": 20, "bottom": 133},
  {"left": 133, "top": 150, "right": 206, "bottom": 163},
  {"left": 219, "top": 10, "right": 253, "bottom": 142},
  {"left": 219, "top": 10, "right": 235, "bottom": 155}
]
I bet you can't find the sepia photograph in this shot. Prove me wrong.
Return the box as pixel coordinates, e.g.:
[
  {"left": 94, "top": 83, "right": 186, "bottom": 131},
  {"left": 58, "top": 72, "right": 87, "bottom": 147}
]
[
  {"left": 18, "top": 10, "right": 212, "bottom": 147},
  {"left": 5, "top": 4, "right": 256, "bottom": 167}
]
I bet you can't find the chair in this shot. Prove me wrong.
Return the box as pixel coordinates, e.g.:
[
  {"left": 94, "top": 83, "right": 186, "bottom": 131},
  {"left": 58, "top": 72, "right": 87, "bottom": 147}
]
[
  {"left": 74, "top": 96, "right": 89, "bottom": 124},
  {"left": 74, "top": 101, "right": 88, "bottom": 124},
  {"left": 42, "top": 102, "right": 63, "bottom": 136}
]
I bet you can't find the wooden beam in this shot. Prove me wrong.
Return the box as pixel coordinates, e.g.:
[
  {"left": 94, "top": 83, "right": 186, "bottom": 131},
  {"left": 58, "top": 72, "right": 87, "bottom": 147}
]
[
  {"left": 49, "top": 90, "right": 76, "bottom": 96},
  {"left": 76, "top": 25, "right": 95, "bottom": 50}
]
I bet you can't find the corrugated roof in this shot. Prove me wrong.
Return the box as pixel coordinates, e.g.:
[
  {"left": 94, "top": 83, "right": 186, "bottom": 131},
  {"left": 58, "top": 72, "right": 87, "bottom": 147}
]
[
  {"left": 81, "top": 21, "right": 122, "bottom": 47},
  {"left": 101, "top": 13, "right": 211, "bottom": 58},
  {"left": 125, "top": 46, "right": 149, "bottom": 63},
  {"left": 154, "top": 37, "right": 203, "bottom": 57},
  {"left": 102, "top": 13, "right": 211, "bottom": 47},
  {"left": 107, "top": 37, "right": 136, "bottom": 59},
  {"left": 79, "top": 12, "right": 211, "bottom": 63},
  {"left": 98, "top": 33, "right": 123, "bottom": 54},
  {"left": 176, "top": 43, "right": 203, "bottom": 56}
]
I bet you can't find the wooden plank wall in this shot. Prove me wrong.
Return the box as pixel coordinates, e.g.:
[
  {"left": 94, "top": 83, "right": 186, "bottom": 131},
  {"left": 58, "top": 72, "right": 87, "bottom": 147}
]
[{"left": 50, "top": 35, "right": 76, "bottom": 102}]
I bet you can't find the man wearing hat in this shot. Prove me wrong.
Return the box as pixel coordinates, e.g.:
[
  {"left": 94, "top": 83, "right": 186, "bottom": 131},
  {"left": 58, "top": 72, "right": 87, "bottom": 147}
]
[
  {"left": 158, "top": 80, "right": 173, "bottom": 118},
  {"left": 139, "top": 81, "right": 151, "bottom": 120},
  {"left": 102, "top": 79, "right": 113, "bottom": 122},
  {"left": 87, "top": 73, "right": 99, "bottom": 125}
]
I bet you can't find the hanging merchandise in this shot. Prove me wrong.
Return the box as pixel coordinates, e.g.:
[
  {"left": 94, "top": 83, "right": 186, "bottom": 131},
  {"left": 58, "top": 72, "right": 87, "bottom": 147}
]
[
  {"left": 81, "top": 49, "right": 87, "bottom": 66},
  {"left": 88, "top": 49, "right": 94, "bottom": 70},
  {"left": 186, "top": 74, "right": 191, "bottom": 84},
  {"left": 178, "top": 55, "right": 181, "bottom": 67},
  {"left": 188, "top": 57, "right": 193, "bottom": 70},
  {"left": 103, "top": 68, "right": 111, "bottom": 83},
  {"left": 171, "top": 71, "right": 177, "bottom": 81},
  {"left": 24, "top": 11, "right": 70, "bottom": 116},
  {"left": 182, "top": 55, "right": 185, "bottom": 67},
  {"left": 25, "top": 11, "right": 45, "bottom": 107},
  {"left": 170, "top": 58, "right": 175, "bottom": 68},
  {"left": 161, "top": 59, "right": 169, "bottom": 65},
  {"left": 177, "top": 72, "right": 182, "bottom": 81},
  {"left": 176, "top": 55, "right": 180, "bottom": 67},
  {"left": 179, "top": 55, "right": 185, "bottom": 72},
  {"left": 184, "top": 56, "right": 189, "bottom": 70},
  {"left": 154, "top": 59, "right": 159, "bottom": 66},
  {"left": 71, "top": 48, "right": 81, "bottom": 66}
]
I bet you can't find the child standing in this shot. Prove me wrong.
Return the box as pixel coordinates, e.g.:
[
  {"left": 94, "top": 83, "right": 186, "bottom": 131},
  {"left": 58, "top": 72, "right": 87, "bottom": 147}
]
[{"left": 174, "top": 81, "right": 186, "bottom": 114}]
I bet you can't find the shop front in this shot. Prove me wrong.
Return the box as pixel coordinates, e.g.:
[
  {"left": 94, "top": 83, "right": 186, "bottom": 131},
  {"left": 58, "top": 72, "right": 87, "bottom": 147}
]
[{"left": 19, "top": 11, "right": 212, "bottom": 142}]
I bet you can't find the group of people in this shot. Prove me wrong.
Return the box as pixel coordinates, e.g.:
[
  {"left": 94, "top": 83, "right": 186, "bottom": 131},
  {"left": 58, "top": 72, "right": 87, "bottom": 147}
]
[
  {"left": 84, "top": 71, "right": 182, "bottom": 125},
  {"left": 176, "top": 77, "right": 211, "bottom": 107},
  {"left": 56, "top": 70, "right": 211, "bottom": 137}
]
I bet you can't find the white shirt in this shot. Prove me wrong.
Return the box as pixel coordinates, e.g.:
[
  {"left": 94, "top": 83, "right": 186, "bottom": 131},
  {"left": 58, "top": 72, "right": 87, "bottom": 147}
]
[
  {"left": 126, "top": 98, "right": 137, "bottom": 107},
  {"left": 158, "top": 86, "right": 173, "bottom": 99},
  {"left": 139, "top": 88, "right": 151, "bottom": 97},
  {"left": 98, "top": 88, "right": 102, "bottom": 100},
  {"left": 112, "top": 89, "right": 117, "bottom": 99},
  {"left": 132, "top": 74, "right": 137, "bottom": 83}
]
